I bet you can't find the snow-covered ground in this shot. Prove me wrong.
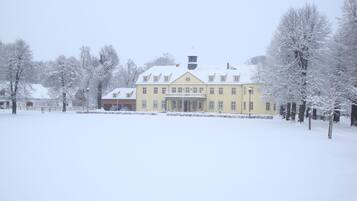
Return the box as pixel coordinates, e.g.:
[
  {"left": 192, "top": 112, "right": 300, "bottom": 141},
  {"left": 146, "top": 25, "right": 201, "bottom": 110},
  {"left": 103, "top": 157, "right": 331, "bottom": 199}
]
[{"left": 0, "top": 111, "right": 356, "bottom": 201}]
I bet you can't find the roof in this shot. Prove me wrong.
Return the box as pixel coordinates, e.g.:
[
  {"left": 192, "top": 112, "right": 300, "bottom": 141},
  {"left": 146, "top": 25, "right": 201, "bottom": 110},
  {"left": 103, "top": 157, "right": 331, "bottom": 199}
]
[
  {"left": 0, "top": 82, "right": 52, "bottom": 100},
  {"left": 103, "top": 88, "right": 136, "bottom": 100},
  {"left": 136, "top": 64, "right": 258, "bottom": 85},
  {"left": 27, "top": 84, "right": 51, "bottom": 99}
]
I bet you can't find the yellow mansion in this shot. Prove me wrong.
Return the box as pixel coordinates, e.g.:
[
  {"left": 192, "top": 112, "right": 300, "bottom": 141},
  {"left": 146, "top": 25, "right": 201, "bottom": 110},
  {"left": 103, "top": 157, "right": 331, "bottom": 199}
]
[{"left": 135, "top": 55, "right": 276, "bottom": 115}]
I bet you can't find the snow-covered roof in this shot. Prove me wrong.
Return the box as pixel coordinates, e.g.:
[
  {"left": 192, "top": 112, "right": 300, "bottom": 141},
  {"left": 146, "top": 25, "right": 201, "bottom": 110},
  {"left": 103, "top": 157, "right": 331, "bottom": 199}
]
[
  {"left": 103, "top": 88, "right": 136, "bottom": 100},
  {"left": 136, "top": 64, "right": 257, "bottom": 85},
  {"left": 27, "top": 84, "right": 51, "bottom": 99},
  {"left": 0, "top": 82, "right": 52, "bottom": 100}
]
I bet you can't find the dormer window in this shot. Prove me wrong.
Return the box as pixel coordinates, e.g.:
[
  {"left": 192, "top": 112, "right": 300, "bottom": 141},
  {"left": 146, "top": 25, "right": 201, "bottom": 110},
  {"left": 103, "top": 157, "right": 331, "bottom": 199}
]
[
  {"left": 164, "top": 76, "right": 169, "bottom": 82},
  {"left": 234, "top": 75, "right": 240, "bottom": 82},
  {"left": 208, "top": 75, "right": 214, "bottom": 82},
  {"left": 0, "top": 89, "right": 5, "bottom": 96},
  {"left": 143, "top": 76, "right": 148, "bottom": 82},
  {"left": 153, "top": 76, "right": 159, "bottom": 82},
  {"left": 220, "top": 75, "right": 226, "bottom": 82},
  {"left": 126, "top": 93, "right": 131, "bottom": 98}
]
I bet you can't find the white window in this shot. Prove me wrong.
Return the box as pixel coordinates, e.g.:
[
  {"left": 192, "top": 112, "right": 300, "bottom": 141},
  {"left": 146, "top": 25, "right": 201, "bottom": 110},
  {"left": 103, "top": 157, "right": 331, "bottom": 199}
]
[
  {"left": 172, "top": 87, "right": 176, "bottom": 93},
  {"left": 143, "top": 87, "right": 147, "bottom": 94},
  {"left": 218, "top": 101, "right": 223, "bottom": 110},
  {"left": 231, "top": 88, "right": 236, "bottom": 95},
  {"left": 153, "top": 76, "right": 159, "bottom": 82},
  {"left": 249, "top": 102, "right": 254, "bottom": 110},
  {"left": 243, "top": 101, "right": 246, "bottom": 110},
  {"left": 161, "top": 101, "right": 166, "bottom": 110},
  {"left": 162, "top": 88, "right": 166, "bottom": 94},
  {"left": 209, "top": 88, "right": 214, "bottom": 94},
  {"left": 209, "top": 101, "right": 215, "bottom": 110},
  {"left": 231, "top": 101, "right": 236, "bottom": 111},
  {"left": 199, "top": 88, "right": 204, "bottom": 93},
  {"left": 154, "top": 87, "right": 158, "bottom": 94},
  {"left": 266, "top": 102, "right": 270, "bottom": 111},
  {"left": 208, "top": 75, "right": 214, "bottom": 82},
  {"left": 193, "top": 88, "right": 197, "bottom": 93},
  {"left": 153, "top": 100, "right": 158, "bottom": 109},
  {"left": 185, "top": 87, "right": 190, "bottom": 93},
  {"left": 234, "top": 75, "right": 240, "bottom": 82},
  {"left": 219, "top": 88, "right": 223, "bottom": 95},
  {"left": 142, "top": 100, "right": 147, "bottom": 109},
  {"left": 164, "top": 76, "right": 169, "bottom": 82},
  {"left": 172, "top": 101, "right": 177, "bottom": 109},
  {"left": 178, "top": 87, "right": 182, "bottom": 93}
]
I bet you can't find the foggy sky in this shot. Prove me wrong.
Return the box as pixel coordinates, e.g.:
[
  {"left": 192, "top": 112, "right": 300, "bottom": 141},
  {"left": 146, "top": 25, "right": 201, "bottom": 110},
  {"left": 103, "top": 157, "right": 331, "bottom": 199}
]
[{"left": 0, "top": 0, "right": 342, "bottom": 66}]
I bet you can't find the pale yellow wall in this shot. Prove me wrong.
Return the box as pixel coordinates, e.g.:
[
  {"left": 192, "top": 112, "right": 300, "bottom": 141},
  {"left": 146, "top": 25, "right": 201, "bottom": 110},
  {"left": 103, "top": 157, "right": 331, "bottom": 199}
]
[
  {"left": 240, "top": 84, "right": 277, "bottom": 115},
  {"left": 136, "top": 84, "right": 169, "bottom": 112},
  {"left": 136, "top": 72, "right": 276, "bottom": 115}
]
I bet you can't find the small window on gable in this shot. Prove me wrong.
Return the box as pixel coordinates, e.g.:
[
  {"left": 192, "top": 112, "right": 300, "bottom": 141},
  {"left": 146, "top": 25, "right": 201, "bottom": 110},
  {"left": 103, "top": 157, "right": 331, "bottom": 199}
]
[
  {"left": 143, "top": 76, "right": 148, "bottom": 82},
  {"left": 220, "top": 75, "right": 226, "bottom": 82},
  {"left": 234, "top": 75, "right": 240, "bottom": 82},
  {"left": 186, "top": 77, "right": 190, "bottom": 81},
  {"left": 153, "top": 76, "right": 159, "bottom": 82},
  {"left": 164, "top": 76, "right": 169, "bottom": 82},
  {"left": 208, "top": 75, "right": 214, "bottom": 82}
]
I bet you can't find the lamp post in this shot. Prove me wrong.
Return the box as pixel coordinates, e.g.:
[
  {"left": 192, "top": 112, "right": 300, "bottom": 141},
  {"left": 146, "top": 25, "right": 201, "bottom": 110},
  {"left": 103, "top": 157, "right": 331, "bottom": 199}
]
[
  {"left": 86, "top": 88, "right": 90, "bottom": 113},
  {"left": 248, "top": 87, "right": 253, "bottom": 117}
]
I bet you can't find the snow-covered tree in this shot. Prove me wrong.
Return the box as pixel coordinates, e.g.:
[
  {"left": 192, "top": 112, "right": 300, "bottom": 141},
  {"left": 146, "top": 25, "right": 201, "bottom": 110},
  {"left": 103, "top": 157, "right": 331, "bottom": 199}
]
[
  {"left": 95, "top": 45, "right": 119, "bottom": 109},
  {"left": 144, "top": 53, "right": 175, "bottom": 69},
  {"left": 3, "top": 40, "right": 33, "bottom": 114},
  {"left": 336, "top": 0, "right": 357, "bottom": 126},
  {"left": 119, "top": 59, "right": 144, "bottom": 87},
  {"left": 260, "top": 4, "right": 330, "bottom": 122},
  {"left": 47, "top": 55, "right": 82, "bottom": 112}
]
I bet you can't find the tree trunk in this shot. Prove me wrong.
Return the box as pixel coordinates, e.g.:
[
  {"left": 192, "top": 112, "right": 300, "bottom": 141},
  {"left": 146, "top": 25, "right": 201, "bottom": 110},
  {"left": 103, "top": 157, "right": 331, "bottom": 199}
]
[
  {"left": 351, "top": 103, "right": 357, "bottom": 127},
  {"left": 11, "top": 99, "right": 17, "bottom": 114},
  {"left": 62, "top": 92, "right": 67, "bottom": 112},
  {"left": 279, "top": 105, "right": 285, "bottom": 117},
  {"left": 333, "top": 102, "right": 340, "bottom": 122},
  {"left": 298, "top": 101, "right": 306, "bottom": 123},
  {"left": 286, "top": 103, "right": 291, "bottom": 121},
  {"left": 97, "top": 81, "right": 103, "bottom": 109},
  {"left": 312, "top": 109, "right": 317, "bottom": 120},
  {"left": 308, "top": 109, "right": 312, "bottom": 130},
  {"left": 291, "top": 102, "right": 296, "bottom": 121},
  {"left": 328, "top": 112, "right": 333, "bottom": 139}
]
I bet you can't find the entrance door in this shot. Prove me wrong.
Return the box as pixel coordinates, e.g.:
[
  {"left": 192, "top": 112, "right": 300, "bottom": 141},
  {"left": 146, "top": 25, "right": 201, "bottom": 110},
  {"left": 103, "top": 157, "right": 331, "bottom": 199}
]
[{"left": 184, "top": 100, "right": 191, "bottom": 112}]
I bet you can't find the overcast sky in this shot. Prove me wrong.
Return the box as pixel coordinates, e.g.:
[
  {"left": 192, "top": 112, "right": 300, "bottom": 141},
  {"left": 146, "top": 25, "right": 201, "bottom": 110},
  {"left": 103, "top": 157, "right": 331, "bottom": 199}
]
[{"left": 0, "top": 0, "right": 342, "bottom": 66}]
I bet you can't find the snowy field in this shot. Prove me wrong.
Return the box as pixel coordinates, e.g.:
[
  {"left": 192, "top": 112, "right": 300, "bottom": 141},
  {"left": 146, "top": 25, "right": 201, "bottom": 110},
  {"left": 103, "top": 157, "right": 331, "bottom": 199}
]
[{"left": 0, "top": 111, "right": 356, "bottom": 201}]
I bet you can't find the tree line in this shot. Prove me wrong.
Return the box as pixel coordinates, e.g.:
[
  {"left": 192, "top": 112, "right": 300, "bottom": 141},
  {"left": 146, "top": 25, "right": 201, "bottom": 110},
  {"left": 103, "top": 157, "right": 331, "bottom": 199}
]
[
  {"left": 257, "top": 0, "right": 357, "bottom": 136},
  {"left": 0, "top": 41, "right": 175, "bottom": 114}
]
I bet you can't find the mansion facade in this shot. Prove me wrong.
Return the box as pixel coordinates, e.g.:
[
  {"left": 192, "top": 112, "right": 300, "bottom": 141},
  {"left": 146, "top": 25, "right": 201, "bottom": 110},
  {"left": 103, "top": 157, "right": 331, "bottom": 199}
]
[{"left": 135, "top": 55, "right": 276, "bottom": 115}]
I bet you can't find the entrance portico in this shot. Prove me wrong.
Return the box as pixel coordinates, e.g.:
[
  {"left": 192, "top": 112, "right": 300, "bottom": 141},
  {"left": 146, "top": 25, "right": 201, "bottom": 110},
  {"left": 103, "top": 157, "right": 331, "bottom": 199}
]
[{"left": 165, "top": 95, "right": 206, "bottom": 112}]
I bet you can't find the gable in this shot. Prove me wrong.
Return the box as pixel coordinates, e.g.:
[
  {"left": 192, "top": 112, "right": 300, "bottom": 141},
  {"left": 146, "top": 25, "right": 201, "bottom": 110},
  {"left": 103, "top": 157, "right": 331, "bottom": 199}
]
[{"left": 171, "top": 72, "right": 205, "bottom": 84}]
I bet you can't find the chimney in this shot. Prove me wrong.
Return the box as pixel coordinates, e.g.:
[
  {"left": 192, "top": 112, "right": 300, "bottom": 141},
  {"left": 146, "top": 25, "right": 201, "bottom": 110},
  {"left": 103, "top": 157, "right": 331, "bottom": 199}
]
[
  {"left": 176, "top": 64, "right": 180, "bottom": 67},
  {"left": 227, "top": 62, "right": 230, "bottom": 69}
]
